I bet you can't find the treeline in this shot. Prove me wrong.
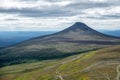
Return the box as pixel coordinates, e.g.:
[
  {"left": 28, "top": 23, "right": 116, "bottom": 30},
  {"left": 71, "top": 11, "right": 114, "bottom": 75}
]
[{"left": 0, "top": 48, "right": 99, "bottom": 67}]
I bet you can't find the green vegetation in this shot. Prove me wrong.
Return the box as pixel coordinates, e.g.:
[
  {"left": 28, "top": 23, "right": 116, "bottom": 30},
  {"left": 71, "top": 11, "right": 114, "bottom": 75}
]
[
  {"left": 0, "top": 45, "right": 120, "bottom": 80},
  {"left": 0, "top": 47, "right": 98, "bottom": 67}
]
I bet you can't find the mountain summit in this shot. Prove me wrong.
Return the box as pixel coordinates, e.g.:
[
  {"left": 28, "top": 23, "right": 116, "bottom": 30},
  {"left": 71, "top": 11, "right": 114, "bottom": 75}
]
[
  {"left": 57, "top": 22, "right": 119, "bottom": 40},
  {"left": 0, "top": 22, "right": 120, "bottom": 66},
  {"left": 62, "top": 22, "right": 92, "bottom": 32}
]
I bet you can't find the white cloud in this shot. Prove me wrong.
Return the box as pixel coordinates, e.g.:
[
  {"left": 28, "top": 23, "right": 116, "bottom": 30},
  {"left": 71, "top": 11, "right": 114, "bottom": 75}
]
[
  {"left": 82, "top": 6, "right": 120, "bottom": 16},
  {"left": 0, "top": 0, "right": 120, "bottom": 31},
  {"left": 89, "top": 0, "right": 108, "bottom": 2},
  {"left": 0, "top": 0, "right": 72, "bottom": 9}
]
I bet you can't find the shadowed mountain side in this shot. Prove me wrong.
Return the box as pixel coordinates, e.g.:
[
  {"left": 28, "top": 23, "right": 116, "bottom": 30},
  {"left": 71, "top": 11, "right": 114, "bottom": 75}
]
[{"left": 0, "top": 22, "right": 120, "bottom": 66}]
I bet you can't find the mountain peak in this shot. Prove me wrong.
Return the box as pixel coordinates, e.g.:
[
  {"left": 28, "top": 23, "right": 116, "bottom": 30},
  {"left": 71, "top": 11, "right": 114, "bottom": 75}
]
[
  {"left": 62, "top": 22, "right": 92, "bottom": 32},
  {"left": 72, "top": 22, "right": 89, "bottom": 29},
  {"left": 74, "top": 22, "right": 86, "bottom": 26}
]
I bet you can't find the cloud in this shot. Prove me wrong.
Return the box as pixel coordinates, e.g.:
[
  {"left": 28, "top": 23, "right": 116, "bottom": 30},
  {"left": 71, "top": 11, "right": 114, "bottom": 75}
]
[
  {"left": 0, "top": 0, "right": 120, "bottom": 31},
  {"left": 4, "top": 18, "right": 18, "bottom": 21},
  {"left": 0, "top": 0, "right": 119, "bottom": 18},
  {"left": 81, "top": 6, "right": 120, "bottom": 19},
  {"left": 89, "top": 0, "right": 108, "bottom": 2}
]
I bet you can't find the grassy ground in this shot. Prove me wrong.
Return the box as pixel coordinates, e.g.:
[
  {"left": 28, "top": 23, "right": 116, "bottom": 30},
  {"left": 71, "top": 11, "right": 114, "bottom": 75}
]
[{"left": 0, "top": 45, "right": 120, "bottom": 80}]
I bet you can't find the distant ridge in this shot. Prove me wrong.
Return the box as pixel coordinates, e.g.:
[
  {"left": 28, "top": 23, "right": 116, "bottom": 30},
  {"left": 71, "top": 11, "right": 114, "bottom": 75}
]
[
  {"left": 0, "top": 22, "right": 120, "bottom": 66},
  {"left": 101, "top": 30, "right": 120, "bottom": 37}
]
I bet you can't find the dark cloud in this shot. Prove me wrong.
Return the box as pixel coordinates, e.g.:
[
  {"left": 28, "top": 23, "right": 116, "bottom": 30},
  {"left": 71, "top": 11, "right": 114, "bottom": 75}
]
[
  {"left": 0, "top": 8, "right": 77, "bottom": 17},
  {"left": 0, "top": 0, "right": 119, "bottom": 19},
  {"left": 83, "top": 16, "right": 107, "bottom": 20},
  {"left": 20, "top": 8, "right": 77, "bottom": 17},
  {"left": 102, "top": 14, "right": 120, "bottom": 19},
  {"left": 44, "top": 0, "right": 65, "bottom": 2},
  {"left": 4, "top": 18, "right": 18, "bottom": 21},
  {"left": 83, "top": 13, "right": 120, "bottom": 20},
  {"left": 18, "top": 0, "right": 39, "bottom": 1},
  {"left": 19, "top": 0, "right": 64, "bottom": 2},
  {"left": 66, "top": 2, "right": 114, "bottom": 9}
]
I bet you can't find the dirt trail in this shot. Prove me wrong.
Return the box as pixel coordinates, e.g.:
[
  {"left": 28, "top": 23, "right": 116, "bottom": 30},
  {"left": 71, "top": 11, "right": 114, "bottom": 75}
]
[
  {"left": 116, "top": 64, "right": 120, "bottom": 80},
  {"left": 55, "top": 54, "right": 86, "bottom": 80},
  {"left": 58, "top": 74, "right": 64, "bottom": 80},
  {"left": 56, "top": 70, "right": 64, "bottom": 80}
]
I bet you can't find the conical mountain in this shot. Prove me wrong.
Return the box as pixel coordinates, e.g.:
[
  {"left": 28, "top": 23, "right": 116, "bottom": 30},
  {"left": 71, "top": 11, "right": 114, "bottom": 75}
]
[
  {"left": 60, "top": 22, "right": 94, "bottom": 32},
  {"left": 0, "top": 22, "right": 120, "bottom": 66},
  {"left": 43, "top": 22, "right": 120, "bottom": 41}
]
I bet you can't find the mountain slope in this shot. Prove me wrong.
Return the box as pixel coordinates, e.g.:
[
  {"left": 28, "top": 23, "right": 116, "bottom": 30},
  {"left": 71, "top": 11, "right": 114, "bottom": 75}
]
[
  {"left": 0, "top": 22, "right": 120, "bottom": 66},
  {"left": 0, "top": 45, "right": 120, "bottom": 80},
  {"left": 0, "top": 31, "right": 55, "bottom": 47}
]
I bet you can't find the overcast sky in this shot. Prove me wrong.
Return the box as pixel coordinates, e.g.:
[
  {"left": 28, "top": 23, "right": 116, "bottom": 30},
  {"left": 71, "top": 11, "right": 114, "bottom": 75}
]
[{"left": 0, "top": 0, "right": 120, "bottom": 31}]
